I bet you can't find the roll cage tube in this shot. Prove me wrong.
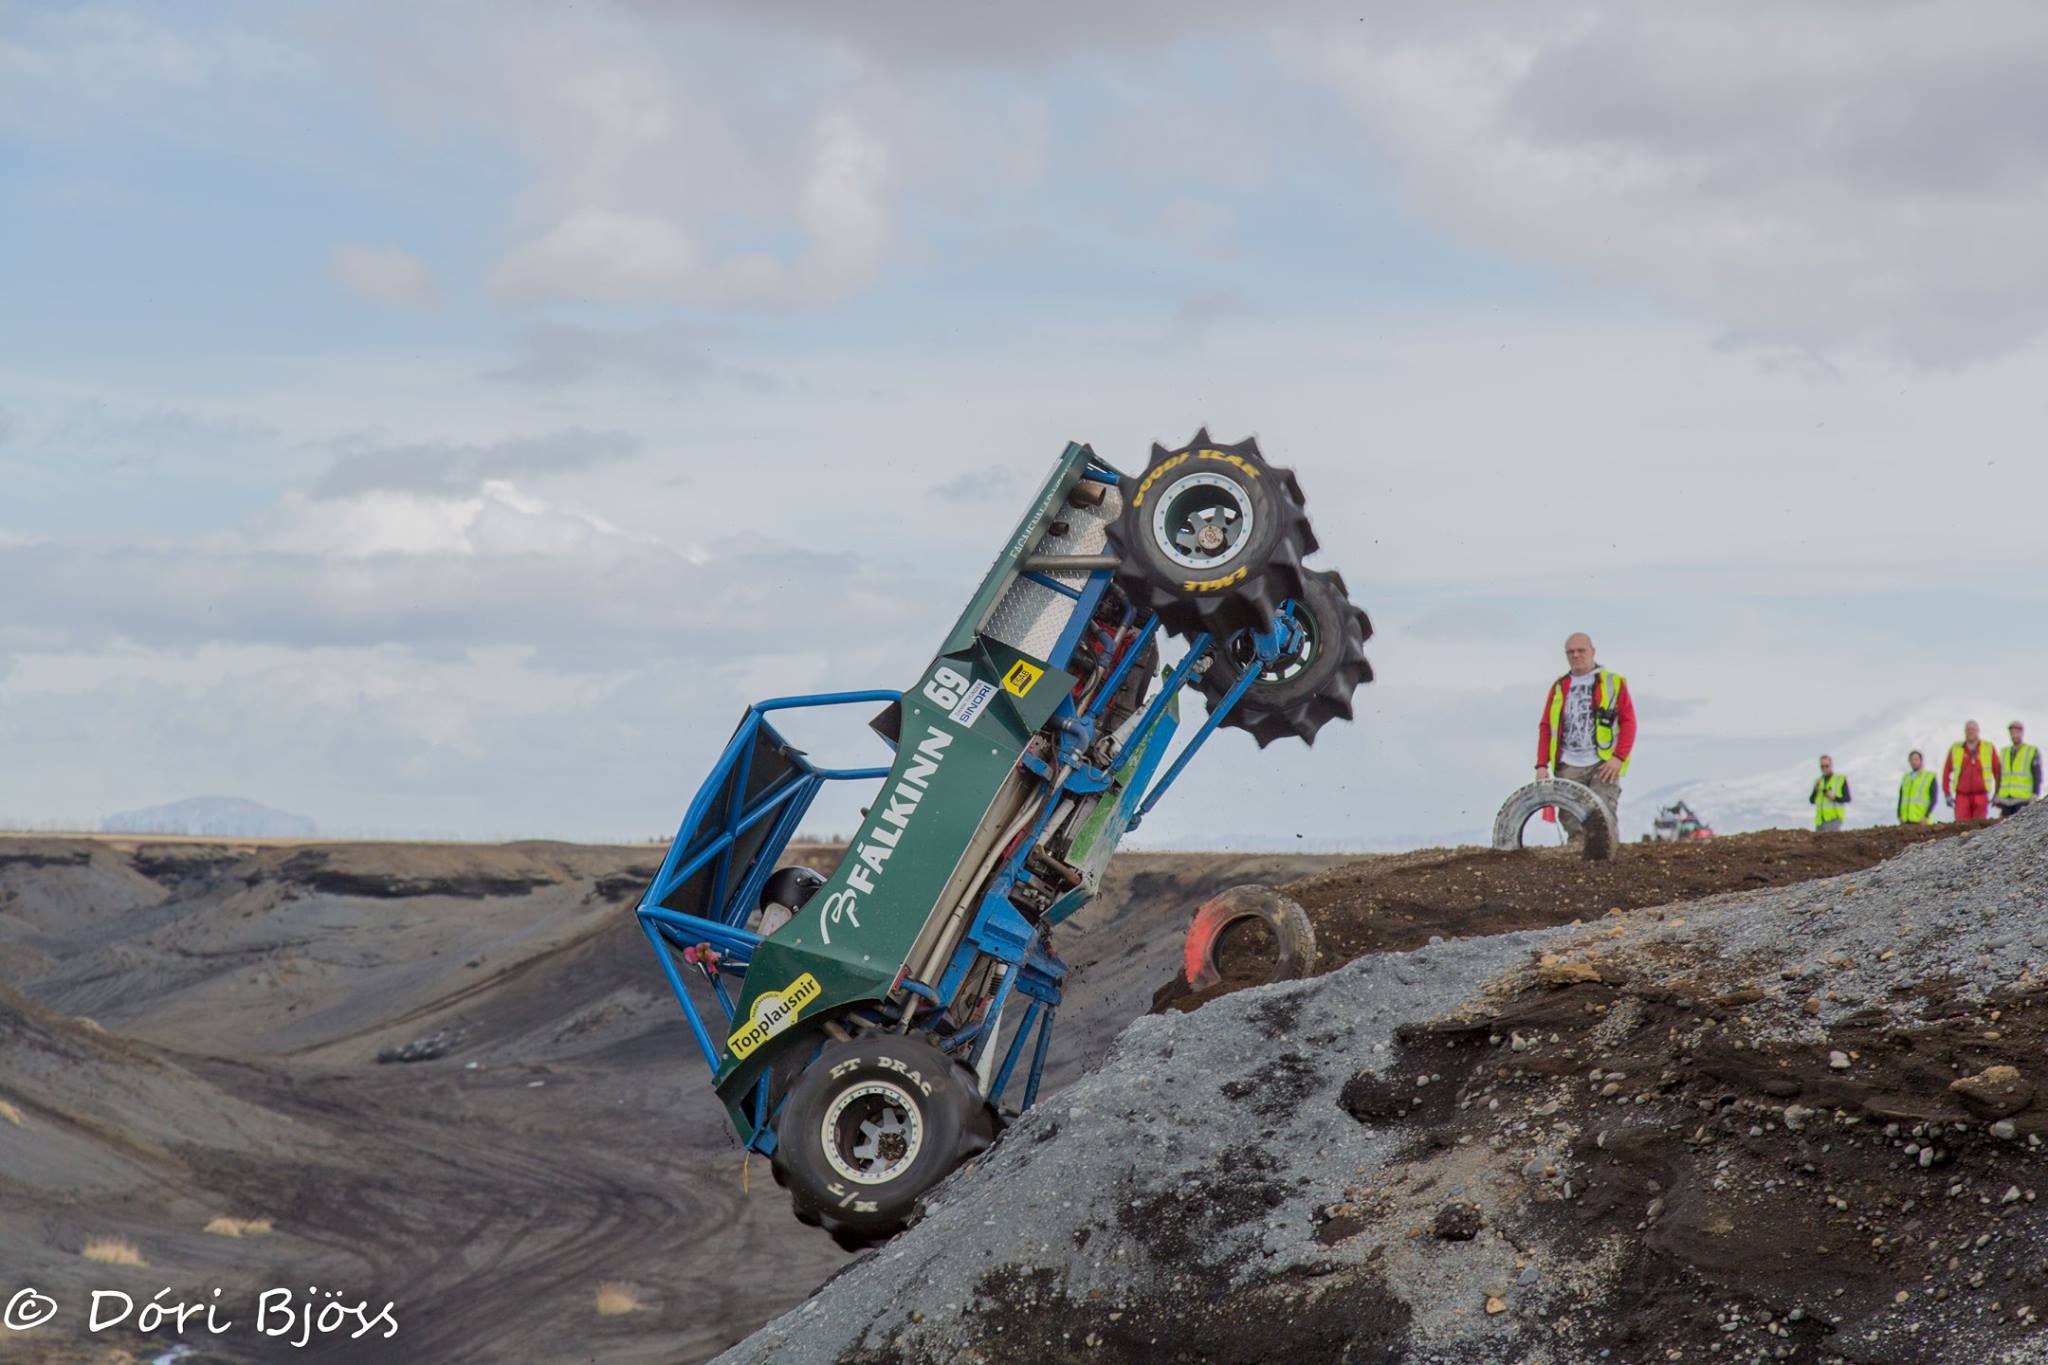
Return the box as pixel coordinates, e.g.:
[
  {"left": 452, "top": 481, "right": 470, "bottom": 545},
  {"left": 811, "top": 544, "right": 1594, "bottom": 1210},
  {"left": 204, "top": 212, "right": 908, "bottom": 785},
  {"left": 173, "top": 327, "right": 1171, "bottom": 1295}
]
[{"left": 636, "top": 691, "right": 899, "bottom": 1073}]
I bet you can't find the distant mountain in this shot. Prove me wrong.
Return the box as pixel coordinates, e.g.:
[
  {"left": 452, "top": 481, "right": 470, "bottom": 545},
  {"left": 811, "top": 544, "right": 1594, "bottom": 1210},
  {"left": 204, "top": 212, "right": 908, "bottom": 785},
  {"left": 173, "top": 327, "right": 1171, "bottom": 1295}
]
[
  {"left": 1638, "top": 696, "right": 2041, "bottom": 836},
  {"left": 102, "top": 796, "right": 318, "bottom": 839}
]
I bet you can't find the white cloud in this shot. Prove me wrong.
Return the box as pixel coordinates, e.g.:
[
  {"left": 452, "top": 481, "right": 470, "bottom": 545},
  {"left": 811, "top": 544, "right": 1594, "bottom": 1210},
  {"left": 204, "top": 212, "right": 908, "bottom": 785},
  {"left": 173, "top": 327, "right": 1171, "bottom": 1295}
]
[
  {"left": 490, "top": 109, "right": 890, "bottom": 307},
  {"left": 493, "top": 210, "right": 702, "bottom": 305},
  {"left": 1296, "top": 1, "right": 2048, "bottom": 361},
  {"left": 0, "top": 4, "right": 292, "bottom": 141},
  {"left": 249, "top": 480, "right": 667, "bottom": 560},
  {"left": 328, "top": 242, "right": 437, "bottom": 308},
  {"left": 312, "top": 428, "right": 640, "bottom": 498}
]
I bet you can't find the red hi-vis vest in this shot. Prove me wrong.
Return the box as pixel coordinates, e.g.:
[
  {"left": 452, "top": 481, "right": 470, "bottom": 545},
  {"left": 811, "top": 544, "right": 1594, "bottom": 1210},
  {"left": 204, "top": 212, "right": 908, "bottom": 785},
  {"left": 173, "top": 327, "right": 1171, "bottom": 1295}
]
[{"left": 1541, "top": 670, "right": 1631, "bottom": 775}]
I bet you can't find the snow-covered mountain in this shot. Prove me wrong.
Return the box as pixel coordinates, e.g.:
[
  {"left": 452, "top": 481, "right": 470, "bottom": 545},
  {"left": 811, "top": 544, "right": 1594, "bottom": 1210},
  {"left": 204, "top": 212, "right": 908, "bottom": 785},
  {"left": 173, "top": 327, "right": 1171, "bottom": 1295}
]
[
  {"left": 102, "top": 796, "right": 318, "bottom": 839},
  {"left": 1639, "top": 696, "right": 2042, "bottom": 835}
]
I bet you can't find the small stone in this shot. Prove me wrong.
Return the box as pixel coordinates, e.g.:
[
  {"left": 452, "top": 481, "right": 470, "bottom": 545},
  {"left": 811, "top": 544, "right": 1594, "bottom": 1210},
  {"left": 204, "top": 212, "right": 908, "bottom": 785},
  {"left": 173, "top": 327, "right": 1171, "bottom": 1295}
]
[
  {"left": 2003, "top": 1186, "right": 2023, "bottom": 1205},
  {"left": 1992, "top": 1120, "right": 2018, "bottom": 1140},
  {"left": 1829, "top": 1051, "right": 1851, "bottom": 1070},
  {"left": 1485, "top": 1296, "right": 1507, "bottom": 1315},
  {"left": 1433, "top": 1203, "right": 1484, "bottom": 1241},
  {"left": 1950, "top": 1066, "right": 2034, "bottom": 1120},
  {"left": 1534, "top": 960, "right": 1603, "bottom": 987}
]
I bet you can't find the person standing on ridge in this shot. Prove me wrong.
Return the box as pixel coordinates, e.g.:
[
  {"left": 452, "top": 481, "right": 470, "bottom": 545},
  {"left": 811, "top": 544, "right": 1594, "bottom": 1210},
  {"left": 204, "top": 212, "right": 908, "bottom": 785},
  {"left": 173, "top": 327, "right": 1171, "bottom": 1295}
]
[
  {"left": 1534, "top": 632, "right": 1636, "bottom": 831},
  {"left": 1944, "top": 719, "right": 2001, "bottom": 822},
  {"left": 1998, "top": 720, "right": 2040, "bottom": 819},
  {"left": 1811, "top": 754, "right": 1850, "bottom": 832},
  {"left": 1897, "top": 750, "right": 1937, "bottom": 825}
]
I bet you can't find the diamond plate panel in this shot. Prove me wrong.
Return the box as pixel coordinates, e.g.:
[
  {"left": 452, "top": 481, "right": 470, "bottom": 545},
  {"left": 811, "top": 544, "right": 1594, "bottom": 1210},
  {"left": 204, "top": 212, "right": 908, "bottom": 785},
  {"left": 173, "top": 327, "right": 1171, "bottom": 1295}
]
[{"left": 981, "top": 482, "right": 1123, "bottom": 658}]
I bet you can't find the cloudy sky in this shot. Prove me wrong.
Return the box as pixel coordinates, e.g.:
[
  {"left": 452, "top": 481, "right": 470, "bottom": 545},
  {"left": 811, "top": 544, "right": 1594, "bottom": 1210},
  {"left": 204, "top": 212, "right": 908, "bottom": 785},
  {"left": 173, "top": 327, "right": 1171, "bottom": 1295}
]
[{"left": 5, "top": 0, "right": 2048, "bottom": 846}]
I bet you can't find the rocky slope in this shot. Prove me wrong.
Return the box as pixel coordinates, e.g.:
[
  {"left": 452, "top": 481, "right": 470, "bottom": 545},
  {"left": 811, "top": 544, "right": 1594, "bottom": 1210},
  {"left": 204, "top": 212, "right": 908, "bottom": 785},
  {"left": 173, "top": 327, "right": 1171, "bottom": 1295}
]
[{"left": 720, "top": 807, "right": 2048, "bottom": 1365}]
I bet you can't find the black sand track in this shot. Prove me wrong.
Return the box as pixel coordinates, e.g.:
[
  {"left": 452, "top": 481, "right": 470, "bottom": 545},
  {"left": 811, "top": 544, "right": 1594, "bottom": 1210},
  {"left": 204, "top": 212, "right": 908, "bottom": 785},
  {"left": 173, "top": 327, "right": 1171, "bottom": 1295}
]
[{"left": 0, "top": 835, "right": 1342, "bottom": 1364}]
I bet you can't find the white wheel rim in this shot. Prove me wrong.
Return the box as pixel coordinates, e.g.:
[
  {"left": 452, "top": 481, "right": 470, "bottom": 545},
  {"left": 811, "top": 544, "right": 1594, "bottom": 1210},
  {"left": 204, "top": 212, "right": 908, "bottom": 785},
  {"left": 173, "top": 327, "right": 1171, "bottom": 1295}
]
[
  {"left": 1152, "top": 471, "right": 1255, "bottom": 571},
  {"left": 821, "top": 1080, "right": 924, "bottom": 1185}
]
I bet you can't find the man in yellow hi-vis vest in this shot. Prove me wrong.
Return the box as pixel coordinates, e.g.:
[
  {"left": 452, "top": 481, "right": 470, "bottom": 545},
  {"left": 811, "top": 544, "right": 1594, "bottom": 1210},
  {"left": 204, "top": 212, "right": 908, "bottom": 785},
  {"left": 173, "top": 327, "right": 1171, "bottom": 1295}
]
[
  {"left": 1998, "top": 720, "right": 2041, "bottom": 819},
  {"left": 1811, "top": 754, "right": 1850, "bottom": 832},
  {"left": 1897, "top": 751, "right": 1937, "bottom": 825},
  {"left": 1534, "top": 632, "right": 1636, "bottom": 831}
]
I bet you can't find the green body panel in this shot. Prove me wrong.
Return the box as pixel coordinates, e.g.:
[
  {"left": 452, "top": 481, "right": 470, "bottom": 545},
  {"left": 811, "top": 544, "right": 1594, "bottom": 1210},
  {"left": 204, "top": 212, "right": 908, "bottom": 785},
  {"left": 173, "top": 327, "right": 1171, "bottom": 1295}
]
[
  {"left": 713, "top": 450, "right": 1099, "bottom": 1138},
  {"left": 1043, "top": 683, "right": 1178, "bottom": 926}
]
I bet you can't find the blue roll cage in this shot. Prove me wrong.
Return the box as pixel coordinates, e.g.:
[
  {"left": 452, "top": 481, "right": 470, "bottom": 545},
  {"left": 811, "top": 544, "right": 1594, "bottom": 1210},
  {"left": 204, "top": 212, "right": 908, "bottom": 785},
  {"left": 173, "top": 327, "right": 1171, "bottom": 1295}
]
[{"left": 637, "top": 583, "right": 1297, "bottom": 1152}]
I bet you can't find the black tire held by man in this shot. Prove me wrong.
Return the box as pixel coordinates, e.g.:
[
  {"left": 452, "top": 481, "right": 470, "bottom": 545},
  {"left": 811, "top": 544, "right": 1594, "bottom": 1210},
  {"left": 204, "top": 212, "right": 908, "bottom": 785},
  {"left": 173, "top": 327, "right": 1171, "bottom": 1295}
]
[
  {"left": 770, "top": 1035, "right": 998, "bottom": 1248},
  {"left": 1194, "top": 566, "right": 1374, "bottom": 747},
  {"left": 1492, "top": 777, "right": 1617, "bottom": 862},
  {"left": 1108, "top": 430, "right": 1317, "bottom": 638}
]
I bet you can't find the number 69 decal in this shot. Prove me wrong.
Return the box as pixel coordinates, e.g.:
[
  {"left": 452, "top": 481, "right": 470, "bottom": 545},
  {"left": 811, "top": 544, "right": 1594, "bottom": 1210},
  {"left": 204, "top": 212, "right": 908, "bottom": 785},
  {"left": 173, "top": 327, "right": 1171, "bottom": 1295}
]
[{"left": 922, "top": 665, "right": 972, "bottom": 709}]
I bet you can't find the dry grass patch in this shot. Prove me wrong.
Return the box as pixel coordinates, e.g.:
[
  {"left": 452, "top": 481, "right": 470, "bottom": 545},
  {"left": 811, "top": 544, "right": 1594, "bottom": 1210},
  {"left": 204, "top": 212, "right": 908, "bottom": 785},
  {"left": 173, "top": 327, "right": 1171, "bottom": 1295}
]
[
  {"left": 594, "top": 1282, "right": 645, "bottom": 1316},
  {"left": 204, "top": 1216, "right": 273, "bottom": 1238},
  {"left": 81, "top": 1237, "right": 145, "bottom": 1266},
  {"left": 0, "top": 1099, "right": 23, "bottom": 1127}
]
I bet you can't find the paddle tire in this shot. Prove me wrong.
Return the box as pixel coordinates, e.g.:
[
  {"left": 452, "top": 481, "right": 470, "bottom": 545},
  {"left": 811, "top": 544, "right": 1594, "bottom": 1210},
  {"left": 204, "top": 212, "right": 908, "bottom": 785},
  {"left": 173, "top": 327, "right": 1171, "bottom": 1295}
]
[
  {"left": 1195, "top": 566, "right": 1373, "bottom": 747},
  {"left": 771, "top": 1035, "right": 998, "bottom": 1248},
  {"left": 1109, "top": 430, "right": 1317, "bottom": 638}
]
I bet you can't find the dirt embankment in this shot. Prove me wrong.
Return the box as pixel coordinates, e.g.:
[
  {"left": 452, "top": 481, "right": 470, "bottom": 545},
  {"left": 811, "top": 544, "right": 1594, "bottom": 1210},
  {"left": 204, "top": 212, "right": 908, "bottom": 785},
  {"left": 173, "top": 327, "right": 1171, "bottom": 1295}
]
[{"left": 1159, "top": 824, "right": 1979, "bottom": 1011}]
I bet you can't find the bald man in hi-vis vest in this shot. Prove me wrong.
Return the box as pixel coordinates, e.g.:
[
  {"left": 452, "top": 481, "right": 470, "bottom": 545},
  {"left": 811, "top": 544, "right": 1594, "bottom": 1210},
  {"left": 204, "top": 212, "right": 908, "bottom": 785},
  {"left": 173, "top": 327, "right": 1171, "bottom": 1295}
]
[{"left": 1535, "top": 632, "right": 1637, "bottom": 832}]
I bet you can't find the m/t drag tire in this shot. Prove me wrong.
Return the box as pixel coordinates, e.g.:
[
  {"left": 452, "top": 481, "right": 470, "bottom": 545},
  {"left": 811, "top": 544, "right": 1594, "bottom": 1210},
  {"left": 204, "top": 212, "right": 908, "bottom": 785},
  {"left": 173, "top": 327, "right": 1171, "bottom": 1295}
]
[
  {"left": 1493, "top": 778, "right": 1615, "bottom": 862},
  {"left": 1109, "top": 430, "right": 1316, "bottom": 638},
  {"left": 1195, "top": 566, "right": 1373, "bottom": 747},
  {"left": 771, "top": 1035, "right": 996, "bottom": 1248}
]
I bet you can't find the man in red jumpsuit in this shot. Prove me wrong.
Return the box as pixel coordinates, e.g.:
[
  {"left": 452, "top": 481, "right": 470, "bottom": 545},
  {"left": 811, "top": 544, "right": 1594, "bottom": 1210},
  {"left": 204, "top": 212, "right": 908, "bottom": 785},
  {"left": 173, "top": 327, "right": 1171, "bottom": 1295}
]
[{"left": 1943, "top": 719, "right": 2002, "bottom": 822}]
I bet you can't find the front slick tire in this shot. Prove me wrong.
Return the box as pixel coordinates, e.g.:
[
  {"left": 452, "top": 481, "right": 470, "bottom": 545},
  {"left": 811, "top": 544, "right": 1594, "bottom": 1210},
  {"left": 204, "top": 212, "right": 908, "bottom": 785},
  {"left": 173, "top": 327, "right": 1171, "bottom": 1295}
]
[
  {"left": 1110, "top": 430, "right": 1316, "bottom": 638},
  {"left": 1196, "top": 566, "right": 1373, "bottom": 747},
  {"left": 771, "top": 1035, "right": 995, "bottom": 1247}
]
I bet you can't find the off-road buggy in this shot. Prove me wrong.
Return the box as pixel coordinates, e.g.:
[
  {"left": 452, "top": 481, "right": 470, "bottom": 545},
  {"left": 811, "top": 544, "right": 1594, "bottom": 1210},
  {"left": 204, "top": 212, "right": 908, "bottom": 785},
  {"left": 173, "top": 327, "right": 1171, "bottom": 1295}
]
[
  {"left": 636, "top": 433, "right": 1372, "bottom": 1246},
  {"left": 1650, "top": 801, "right": 1713, "bottom": 841}
]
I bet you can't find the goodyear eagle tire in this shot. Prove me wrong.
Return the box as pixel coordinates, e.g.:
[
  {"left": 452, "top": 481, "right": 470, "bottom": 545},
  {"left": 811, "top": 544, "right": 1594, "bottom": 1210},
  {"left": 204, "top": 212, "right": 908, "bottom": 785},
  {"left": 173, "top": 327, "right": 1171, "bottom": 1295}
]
[
  {"left": 1195, "top": 566, "right": 1373, "bottom": 747},
  {"left": 1109, "top": 430, "right": 1316, "bottom": 638},
  {"left": 771, "top": 1035, "right": 996, "bottom": 1246},
  {"left": 1492, "top": 778, "right": 1615, "bottom": 862}
]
